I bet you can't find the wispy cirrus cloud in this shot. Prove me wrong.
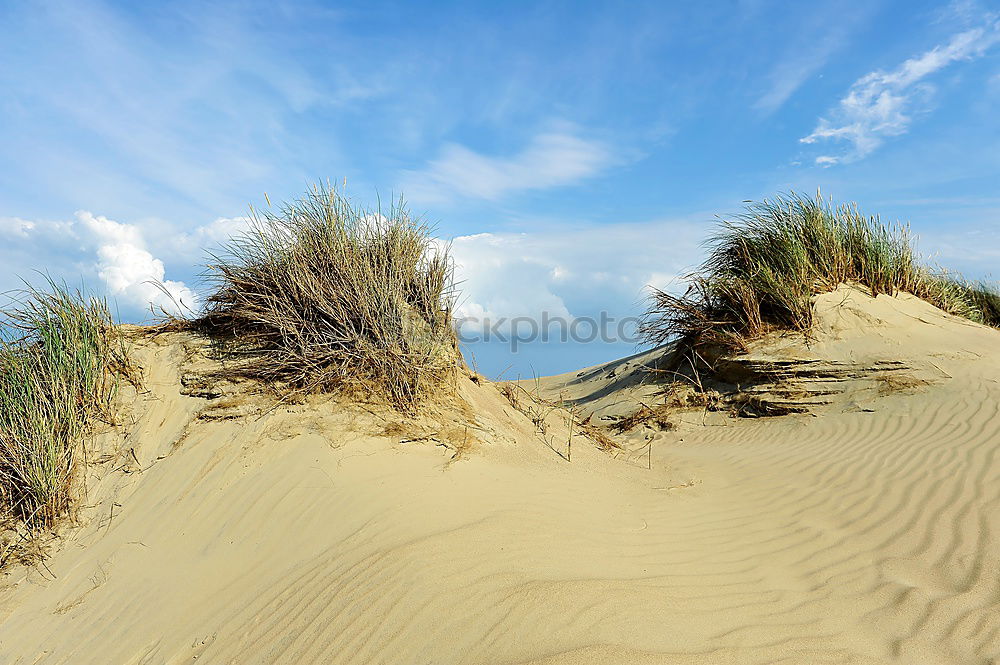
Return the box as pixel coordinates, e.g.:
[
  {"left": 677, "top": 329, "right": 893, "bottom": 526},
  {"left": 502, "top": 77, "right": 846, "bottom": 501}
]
[
  {"left": 0, "top": 1, "right": 381, "bottom": 221},
  {"left": 753, "top": 5, "right": 875, "bottom": 115},
  {"left": 401, "top": 131, "right": 616, "bottom": 204},
  {"left": 801, "top": 15, "right": 1000, "bottom": 165}
]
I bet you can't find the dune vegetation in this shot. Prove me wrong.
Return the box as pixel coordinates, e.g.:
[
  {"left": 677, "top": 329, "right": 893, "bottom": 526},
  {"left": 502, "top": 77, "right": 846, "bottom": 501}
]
[
  {"left": 961, "top": 280, "right": 1000, "bottom": 325},
  {"left": 0, "top": 282, "right": 129, "bottom": 537},
  {"left": 640, "top": 193, "right": 1000, "bottom": 352},
  {"left": 194, "top": 184, "right": 458, "bottom": 409},
  {"left": 3, "top": 188, "right": 996, "bottom": 564},
  {"left": 1, "top": 185, "right": 456, "bottom": 565}
]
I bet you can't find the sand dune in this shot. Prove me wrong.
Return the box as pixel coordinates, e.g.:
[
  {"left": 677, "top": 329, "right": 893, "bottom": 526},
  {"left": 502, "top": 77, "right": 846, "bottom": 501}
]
[{"left": 1, "top": 287, "right": 998, "bottom": 664}]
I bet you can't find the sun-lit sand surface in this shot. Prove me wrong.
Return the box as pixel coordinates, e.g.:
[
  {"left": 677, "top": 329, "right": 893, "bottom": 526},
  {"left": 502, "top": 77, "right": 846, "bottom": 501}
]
[{"left": 1, "top": 286, "right": 998, "bottom": 664}]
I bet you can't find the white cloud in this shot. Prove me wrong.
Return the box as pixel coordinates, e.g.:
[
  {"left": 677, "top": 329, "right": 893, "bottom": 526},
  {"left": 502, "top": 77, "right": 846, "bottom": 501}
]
[
  {"left": 755, "top": 52, "right": 836, "bottom": 115},
  {"left": 168, "top": 215, "right": 253, "bottom": 262},
  {"left": 402, "top": 131, "right": 615, "bottom": 203},
  {"left": 0, "top": 2, "right": 382, "bottom": 217},
  {"left": 188, "top": 216, "right": 253, "bottom": 246},
  {"left": 0, "top": 211, "right": 197, "bottom": 316},
  {"left": 0, "top": 217, "right": 36, "bottom": 238},
  {"left": 446, "top": 217, "right": 705, "bottom": 338},
  {"left": 646, "top": 271, "right": 686, "bottom": 293},
  {"left": 801, "top": 17, "right": 1000, "bottom": 164},
  {"left": 75, "top": 212, "right": 198, "bottom": 315},
  {"left": 450, "top": 233, "right": 573, "bottom": 332}
]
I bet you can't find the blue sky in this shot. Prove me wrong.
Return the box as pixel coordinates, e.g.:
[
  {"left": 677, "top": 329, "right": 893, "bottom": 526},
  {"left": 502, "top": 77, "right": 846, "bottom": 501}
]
[{"left": 2, "top": 0, "right": 999, "bottom": 377}]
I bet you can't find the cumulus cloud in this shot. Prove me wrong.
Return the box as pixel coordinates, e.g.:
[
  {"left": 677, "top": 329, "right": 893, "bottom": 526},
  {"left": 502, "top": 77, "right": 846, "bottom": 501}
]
[
  {"left": 75, "top": 212, "right": 197, "bottom": 315},
  {"left": 402, "top": 131, "right": 615, "bottom": 203},
  {"left": 0, "top": 211, "right": 197, "bottom": 316},
  {"left": 800, "top": 17, "right": 1000, "bottom": 164},
  {"left": 446, "top": 217, "right": 704, "bottom": 339},
  {"left": 1, "top": 205, "right": 703, "bottom": 335},
  {"left": 450, "top": 233, "right": 573, "bottom": 332}
]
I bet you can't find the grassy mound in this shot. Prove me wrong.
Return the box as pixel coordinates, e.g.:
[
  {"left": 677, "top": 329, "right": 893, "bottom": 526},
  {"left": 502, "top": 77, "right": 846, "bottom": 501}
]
[
  {"left": 1, "top": 282, "right": 128, "bottom": 532},
  {"left": 641, "top": 193, "right": 999, "bottom": 351},
  {"left": 196, "top": 185, "right": 457, "bottom": 409}
]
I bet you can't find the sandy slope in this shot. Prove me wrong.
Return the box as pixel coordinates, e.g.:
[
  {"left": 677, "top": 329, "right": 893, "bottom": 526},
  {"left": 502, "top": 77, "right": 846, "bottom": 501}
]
[{"left": 1, "top": 287, "right": 998, "bottom": 664}]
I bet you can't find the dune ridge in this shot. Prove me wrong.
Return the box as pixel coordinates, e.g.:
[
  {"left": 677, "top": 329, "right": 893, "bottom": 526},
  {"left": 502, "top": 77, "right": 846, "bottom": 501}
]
[{"left": 0, "top": 287, "right": 998, "bottom": 664}]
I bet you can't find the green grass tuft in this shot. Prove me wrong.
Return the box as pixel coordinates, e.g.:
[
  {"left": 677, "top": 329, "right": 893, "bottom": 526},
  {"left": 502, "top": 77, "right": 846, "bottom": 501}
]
[
  {"left": 641, "top": 193, "right": 999, "bottom": 351},
  {"left": 0, "top": 281, "right": 128, "bottom": 531},
  {"left": 967, "top": 282, "right": 1000, "bottom": 326},
  {"left": 195, "top": 184, "right": 458, "bottom": 410}
]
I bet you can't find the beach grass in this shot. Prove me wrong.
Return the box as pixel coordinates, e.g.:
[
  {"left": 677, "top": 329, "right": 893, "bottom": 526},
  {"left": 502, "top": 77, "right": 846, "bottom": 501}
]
[
  {"left": 641, "top": 193, "right": 999, "bottom": 351},
  {"left": 947, "top": 280, "right": 1000, "bottom": 327},
  {"left": 0, "top": 281, "right": 128, "bottom": 530},
  {"left": 195, "top": 184, "right": 457, "bottom": 409}
]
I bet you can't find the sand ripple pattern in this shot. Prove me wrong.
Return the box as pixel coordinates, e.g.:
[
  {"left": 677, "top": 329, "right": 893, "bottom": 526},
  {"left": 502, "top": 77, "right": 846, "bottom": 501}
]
[{"left": 0, "top": 335, "right": 998, "bottom": 664}]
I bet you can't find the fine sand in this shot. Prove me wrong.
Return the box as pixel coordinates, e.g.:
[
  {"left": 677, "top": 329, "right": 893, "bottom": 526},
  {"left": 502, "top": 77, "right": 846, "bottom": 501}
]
[{"left": 1, "top": 286, "right": 998, "bottom": 664}]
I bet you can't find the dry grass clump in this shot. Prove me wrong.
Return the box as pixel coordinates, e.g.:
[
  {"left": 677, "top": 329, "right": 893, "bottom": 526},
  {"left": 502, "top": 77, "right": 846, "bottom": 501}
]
[
  {"left": 640, "top": 193, "right": 999, "bottom": 351},
  {"left": 874, "top": 372, "right": 930, "bottom": 396},
  {"left": 578, "top": 415, "right": 622, "bottom": 451},
  {"left": 0, "top": 281, "right": 129, "bottom": 532},
  {"left": 497, "top": 382, "right": 521, "bottom": 410},
  {"left": 661, "top": 382, "right": 723, "bottom": 410},
  {"left": 196, "top": 184, "right": 458, "bottom": 410},
  {"left": 611, "top": 406, "right": 674, "bottom": 434}
]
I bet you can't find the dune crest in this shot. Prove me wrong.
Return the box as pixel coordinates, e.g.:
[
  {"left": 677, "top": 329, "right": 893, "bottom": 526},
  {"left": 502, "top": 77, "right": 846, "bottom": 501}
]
[{"left": 1, "top": 287, "right": 999, "bottom": 664}]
